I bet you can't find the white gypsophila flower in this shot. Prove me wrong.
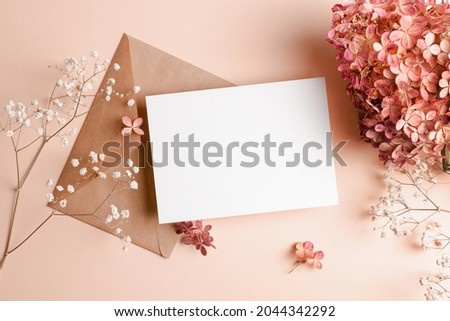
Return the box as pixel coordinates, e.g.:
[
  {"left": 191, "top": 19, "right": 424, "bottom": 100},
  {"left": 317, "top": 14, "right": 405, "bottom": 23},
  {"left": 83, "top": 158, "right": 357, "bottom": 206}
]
[
  {"left": 71, "top": 159, "right": 80, "bottom": 167},
  {"left": 132, "top": 85, "right": 141, "bottom": 93},
  {"left": 127, "top": 99, "right": 135, "bottom": 107},
  {"left": 79, "top": 167, "right": 87, "bottom": 176},
  {"left": 57, "top": 117, "right": 66, "bottom": 125},
  {"left": 129, "top": 180, "right": 138, "bottom": 190},
  {"left": 437, "top": 254, "right": 450, "bottom": 268},
  {"left": 84, "top": 82, "right": 93, "bottom": 91},
  {"left": 54, "top": 99, "right": 64, "bottom": 109},
  {"left": 61, "top": 137, "right": 68, "bottom": 147},
  {"left": 125, "top": 170, "right": 132, "bottom": 178},
  {"left": 121, "top": 209, "right": 130, "bottom": 219},
  {"left": 46, "top": 193, "right": 55, "bottom": 202},
  {"left": 115, "top": 227, "right": 122, "bottom": 234},
  {"left": 98, "top": 172, "right": 107, "bottom": 179},
  {"left": 113, "top": 63, "right": 121, "bottom": 71},
  {"left": 124, "top": 235, "right": 131, "bottom": 243},
  {"left": 31, "top": 100, "right": 39, "bottom": 106},
  {"left": 107, "top": 78, "right": 116, "bottom": 86},
  {"left": 88, "top": 151, "right": 98, "bottom": 163},
  {"left": 56, "top": 185, "right": 64, "bottom": 192},
  {"left": 122, "top": 246, "right": 129, "bottom": 253},
  {"left": 24, "top": 119, "right": 31, "bottom": 127},
  {"left": 92, "top": 166, "right": 99, "bottom": 172},
  {"left": 422, "top": 223, "right": 447, "bottom": 250},
  {"left": 132, "top": 166, "right": 139, "bottom": 174},
  {"left": 37, "top": 128, "right": 44, "bottom": 136},
  {"left": 59, "top": 199, "right": 67, "bottom": 208},
  {"left": 46, "top": 109, "right": 55, "bottom": 122},
  {"left": 46, "top": 179, "right": 53, "bottom": 187},
  {"left": 90, "top": 50, "right": 99, "bottom": 58},
  {"left": 68, "top": 127, "right": 77, "bottom": 136},
  {"left": 111, "top": 204, "right": 120, "bottom": 220},
  {"left": 106, "top": 86, "right": 113, "bottom": 95},
  {"left": 105, "top": 95, "right": 111, "bottom": 102},
  {"left": 6, "top": 130, "right": 13, "bottom": 137},
  {"left": 98, "top": 153, "right": 105, "bottom": 161},
  {"left": 67, "top": 185, "right": 75, "bottom": 193},
  {"left": 105, "top": 214, "right": 113, "bottom": 224},
  {"left": 35, "top": 112, "right": 43, "bottom": 120},
  {"left": 112, "top": 171, "right": 121, "bottom": 179},
  {"left": 126, "top": 159, "right": 133, "bottom": 167}
]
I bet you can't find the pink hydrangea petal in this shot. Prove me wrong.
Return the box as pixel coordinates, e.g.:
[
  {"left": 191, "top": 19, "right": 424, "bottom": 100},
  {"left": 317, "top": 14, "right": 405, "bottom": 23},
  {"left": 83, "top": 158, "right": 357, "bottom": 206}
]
[
  {"left": 439, "top": 78, "right": 449, "bottom": 88},
  {"left": 315, "top": 251, "right": 324, "bottom": 260},
  {"left": 133, "top": 127, "right": 145, "bottom": 136},
  {"left": 295, "top": 250, "right": 305, "bottom": 259},
  {"left": 408, "top": 114, "right": 423, "bottom": 127},
  {"left": 122, "top": 116, "right": 132, "bottom": 127},
  {"left": 429, "top": 44, "right": 441, "bottom": 56},
  {"left": 396, "top": 119, "right": 406, "bottom": 131},
  {"left": 295, "top": 242, "right": 303, "bottom": 251},
  {"left": 402, "top": 35, "right": 414, "bottom": 50},
  {"left": 389, "top": 31, "right": 403, "bottom": 42},
  {"left": 313, "top": 260, "right": 323, "bottom": 270},
  {"left": 417, "top": 39, "right": 427, "bottom": 51},
  {"left": 133, "top": 117, "right": 144, "bottom": 127},
  {"left": 374, "top": 7, "right": 386, "bottom": 18},
  {"left": 400, "top": 16, "right": 413, "bottom": 30},
  {"left": 440, "top": 39, "right": 450, "bottom": 52},
  {"left": 425, "top": 32, "right": 435, "bottom": 46},
  {"left": 426, "top": 110, "right": 437, "bottom": 121},
  {"left": 303, "top": 241, "right": 314, "bottom": 252},
  {"left": 373, "top": 42, "right": 383, "bottom": 52}
]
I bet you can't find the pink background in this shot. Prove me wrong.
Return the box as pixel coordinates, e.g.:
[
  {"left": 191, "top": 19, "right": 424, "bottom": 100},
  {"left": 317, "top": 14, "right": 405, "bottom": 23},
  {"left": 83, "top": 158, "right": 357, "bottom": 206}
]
[{"left": 0, "top": 0, "right": 436, "bottom": 300}]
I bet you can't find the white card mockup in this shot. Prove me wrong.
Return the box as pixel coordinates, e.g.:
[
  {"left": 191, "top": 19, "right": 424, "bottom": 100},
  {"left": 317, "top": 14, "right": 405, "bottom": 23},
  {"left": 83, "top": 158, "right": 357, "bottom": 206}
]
[{"left": 146, "top": 78, "right": 339, "bottom": 223}]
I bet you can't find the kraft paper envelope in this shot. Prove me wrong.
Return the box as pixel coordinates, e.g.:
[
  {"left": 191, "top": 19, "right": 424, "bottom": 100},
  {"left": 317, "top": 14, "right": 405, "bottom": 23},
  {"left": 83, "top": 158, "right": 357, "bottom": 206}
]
[{"left": 49, "top": 34, "right": 233, "bottom": 257}]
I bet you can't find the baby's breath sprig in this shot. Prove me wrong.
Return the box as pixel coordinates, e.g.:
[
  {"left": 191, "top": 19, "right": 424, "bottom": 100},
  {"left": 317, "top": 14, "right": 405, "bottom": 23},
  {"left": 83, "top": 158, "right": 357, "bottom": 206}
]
[
  {"left": 0, "top": 54, "right": 139, "bottom": 270},
  {"left": 372, "top": 159, "right": 450, "bottom": 300}
]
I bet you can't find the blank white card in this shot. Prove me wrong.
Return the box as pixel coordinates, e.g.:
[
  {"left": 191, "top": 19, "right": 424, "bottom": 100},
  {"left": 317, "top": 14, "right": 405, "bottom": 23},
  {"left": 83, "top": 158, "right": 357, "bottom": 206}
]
[{"left": 146, "top": 78, "right": 338, "bottom": 223}]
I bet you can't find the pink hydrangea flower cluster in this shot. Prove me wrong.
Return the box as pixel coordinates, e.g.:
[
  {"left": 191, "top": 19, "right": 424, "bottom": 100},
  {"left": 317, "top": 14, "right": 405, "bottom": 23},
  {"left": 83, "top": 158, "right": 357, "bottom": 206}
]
[{"left": 327, "top": 0, "right": 450, "bottom": 165}]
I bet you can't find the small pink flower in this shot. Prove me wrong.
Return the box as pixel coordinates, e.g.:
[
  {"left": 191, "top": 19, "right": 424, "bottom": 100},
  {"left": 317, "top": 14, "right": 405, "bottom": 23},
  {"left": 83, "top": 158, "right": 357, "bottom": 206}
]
[
  {"left": 389, "top": 16, "right": 426, "bottom": 50},
  {"left": 439, "top": 72, "right": 450, "bottom": 98},
  {"left": 121, "top": 116, "right": 144, "bottom": 136},
  {"left": 307, "top": 251, "right": 324, "bottom": 270},
  {"left": 417, "top": 33, "right": 441, "bottom": 60},
  {"left": 289, "top": 241, "right": 324, "bottom": 273},
  {"left": 373, "top": 32, "right": 399, "bottom": 66},
  {"left": 175, "top": 220, "right": 216, "bottom": 256},
  {"left": 294, "top": 241, "right": 315, "bottom": 260}
]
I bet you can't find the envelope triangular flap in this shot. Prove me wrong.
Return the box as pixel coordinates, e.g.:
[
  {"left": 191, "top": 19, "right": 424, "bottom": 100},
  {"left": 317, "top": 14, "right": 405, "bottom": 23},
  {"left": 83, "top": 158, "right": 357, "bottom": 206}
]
[{"left": 49, "top": 34, "right": 232, "bottom": 258}]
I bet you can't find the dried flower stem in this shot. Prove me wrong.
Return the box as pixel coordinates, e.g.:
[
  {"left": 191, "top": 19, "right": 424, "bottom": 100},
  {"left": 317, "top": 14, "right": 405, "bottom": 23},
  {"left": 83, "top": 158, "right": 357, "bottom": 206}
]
[
  {"left": 288, "top": 261, "right": 304, "bottom": 274},
  {"left": 0, "top": 68, "right": 103, "bottom": 270},
  {"left": 5, "top": 180, "right": 122, "bottom": 259}
]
